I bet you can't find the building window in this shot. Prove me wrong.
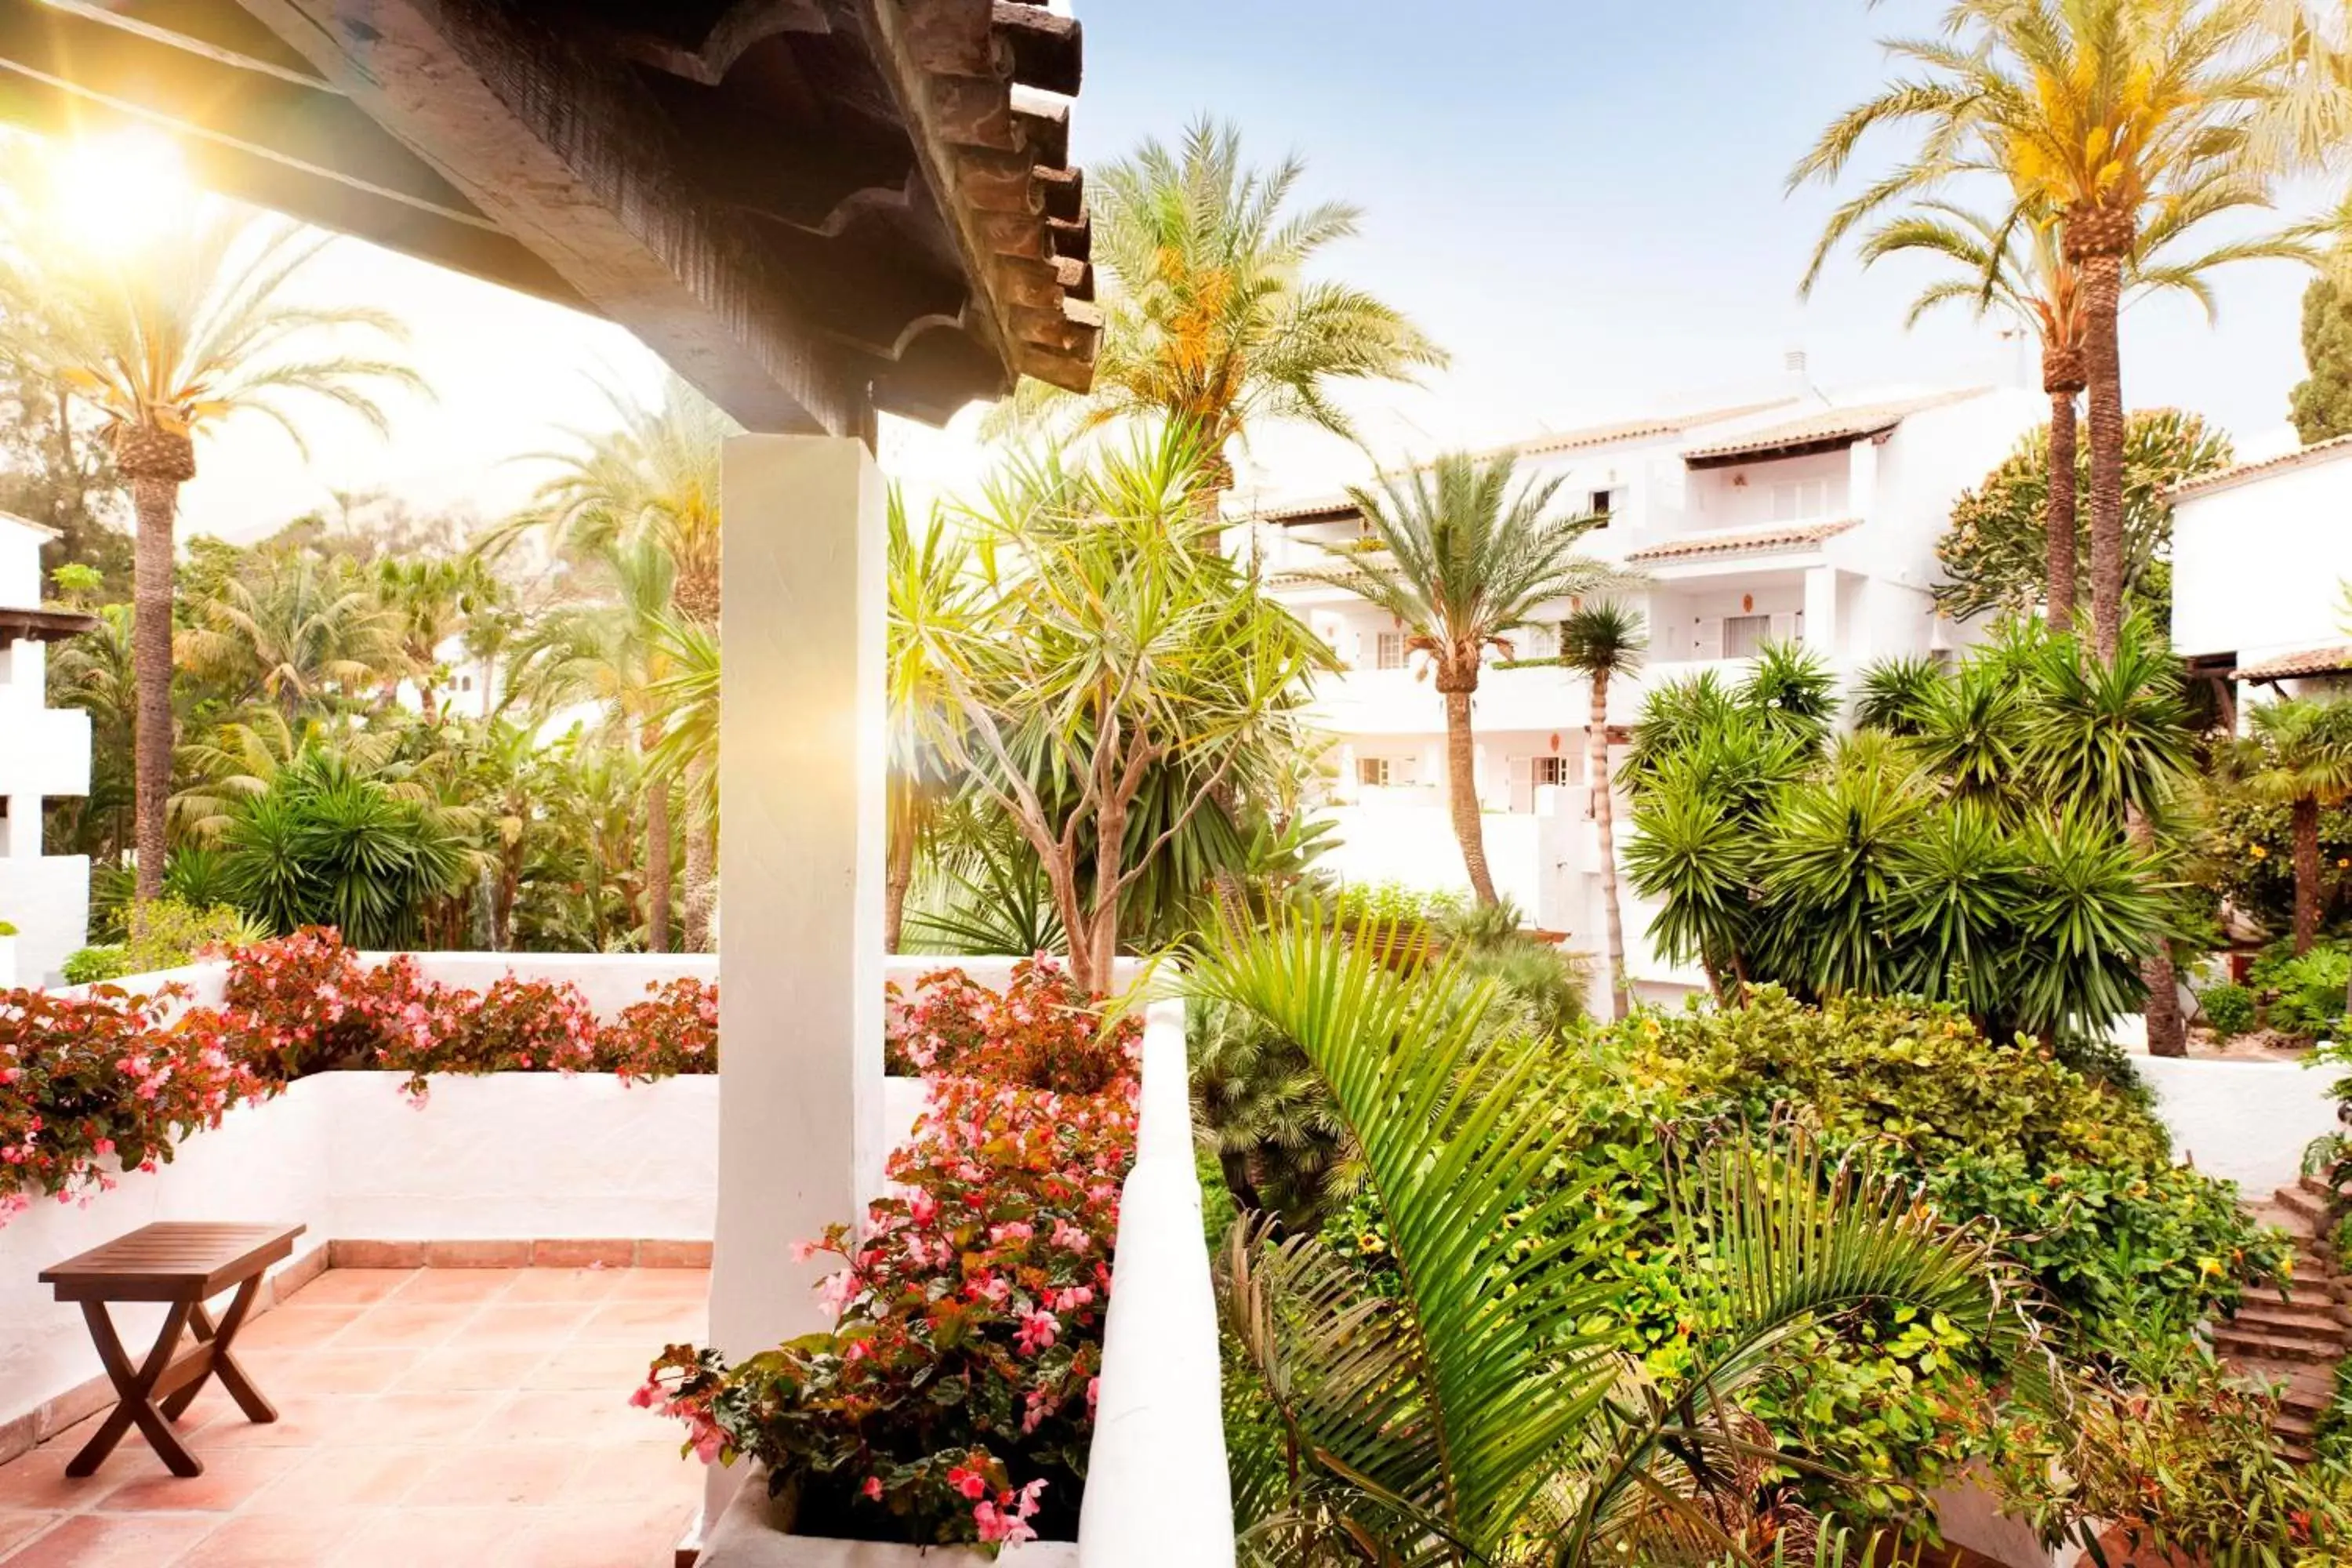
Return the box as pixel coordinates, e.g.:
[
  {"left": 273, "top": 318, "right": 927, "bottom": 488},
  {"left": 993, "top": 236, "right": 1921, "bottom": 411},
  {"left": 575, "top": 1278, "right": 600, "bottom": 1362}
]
[
  {"left": 1768, "top": 477, "right": 1829, "bottom": 521},
  {"left": 1534, "top": 756, "right": 1573, "bottom": 788},
  {"left": 1517, "top": 624, "right": 1558, "bottom": 660},
  {"left": 1358, "top": 757, "right": 1392, "bottom": 788},
  {"left": 1588, "top": 488, "right": 1613, "bottom": 526},
  {"left": 1374, "top": 631, "right": 1406, "bottom": 670},
  {"left": 1723, "top": 613, "right": 1773, "bottom": 659}
]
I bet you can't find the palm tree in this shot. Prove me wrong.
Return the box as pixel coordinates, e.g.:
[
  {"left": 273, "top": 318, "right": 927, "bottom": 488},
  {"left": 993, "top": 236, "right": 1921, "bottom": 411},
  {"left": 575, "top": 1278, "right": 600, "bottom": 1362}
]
[
  {"left": 178, "top": 549, "right": 403, "bottom": 721},
  {"left": 1557, "top": 603, "right": 1646, "bottom": 1019},
  {"left": 1320, "top": 452, "right": 1632, "bottom": 906},
  {"left": 495, "top": 372, "right": 730, "bottom": 943},
  {"left": 2235, "top": 698, "right": 2352, "bottom": 954},
  {"left": 1189, "top": 914, "right": 2031, "bottom": 1566},
  {"left": 1792, "top": 0, "right": 2282, "bottom": 660},
  {"left": 883, "top": 491, "right": 972, "bottom": 954},
  {"left": 376, "top": 555, "right": 497, "bottom": 720},
  {"left": 0, "top": 190, "right": 420, "bottom": 913},
  {"left": 645, "top": 614, "right": 719, "bottom": 950},
  {"left": 506, "top": 541, "right": 680, "bottom": 951},
  {"left": 993, "top": 118, "right": 1446, "bottom": 510}
]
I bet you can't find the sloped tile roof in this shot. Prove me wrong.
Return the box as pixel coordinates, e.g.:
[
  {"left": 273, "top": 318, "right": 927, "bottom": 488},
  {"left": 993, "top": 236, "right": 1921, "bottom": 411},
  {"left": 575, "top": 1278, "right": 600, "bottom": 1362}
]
[
  {"left": 1680, "top": 389, "right": 1994, "bottom": 466},
  {"left": 2169, "top": 433, "right": 2352, "bottom": 501},
  {"left": 1623, "top": 519, "right": 1860, "bottom": 564},
  {"left": 2232, "top": 644, "right": 2352, "bottom": 681}
]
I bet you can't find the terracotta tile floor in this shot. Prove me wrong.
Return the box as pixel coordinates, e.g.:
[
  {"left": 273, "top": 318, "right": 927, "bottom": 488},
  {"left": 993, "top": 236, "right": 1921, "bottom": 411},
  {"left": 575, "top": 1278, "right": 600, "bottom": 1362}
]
[{"left": 0, "top": 1267, "right": 710, "bottom": 1566}]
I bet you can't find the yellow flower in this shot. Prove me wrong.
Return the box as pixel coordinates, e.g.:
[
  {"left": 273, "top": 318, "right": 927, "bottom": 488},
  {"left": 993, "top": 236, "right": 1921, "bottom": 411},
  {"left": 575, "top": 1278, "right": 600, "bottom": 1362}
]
[{"left": 2251, "top": 844, "right": 2269, "bottom": 860}]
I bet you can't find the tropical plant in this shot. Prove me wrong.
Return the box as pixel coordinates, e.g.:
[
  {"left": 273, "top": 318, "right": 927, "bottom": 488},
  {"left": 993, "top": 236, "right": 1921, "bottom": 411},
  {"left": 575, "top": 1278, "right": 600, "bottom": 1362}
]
[
  {"left": 1935, "top": 409, "right": 2234, "bottom": 627},
  {"left": 376, "top": 554, "right": 499, "bottom": 720},
  {"left": 176, "top": 546, "right": 403, "bottom": 720},
  {"left": 1557, "top": 602, "right": 1646, "bottom": 1017},
  {"left": 1189, "top": 915, "right": 2032, "bottom": 1567},
  {"left": 891, "top": 430, "right": 1329, "bottom": 993},
  {"left": 884, "top": 492, "right": 973, "bottom": 953},
  {"left": 0, "top": 169, "right": 421, "bottom": 909},
  {"left": 505, "top": 540, "right": 681, "bottom": 950},
  {"left": 989, "top": 118, "right": 1446, "bottom": 506},
  {"left": 1792, "top": 0, "right": 2283, "bottom": 659},
  {"left": 644, "top": 613, "right": 719, "bottom": 949},
  {"left": 1853, "top": 653, "right": 1948, "bottom": 738},
  {"left": 1316, "top": 450, "right": 1632, "bottom": 906},
  {"left": 2231, "top": 697, "right": 2352, "bottom": 954}
]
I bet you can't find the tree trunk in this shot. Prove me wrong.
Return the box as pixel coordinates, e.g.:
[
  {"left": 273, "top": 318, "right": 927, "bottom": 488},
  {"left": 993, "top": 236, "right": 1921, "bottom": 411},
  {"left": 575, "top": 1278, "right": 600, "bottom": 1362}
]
[
  {"left": 884, "top": 813, "right": 915, "bottom": 955},
  {"left": 127, "top": 470, "right": 183, "bottom": 918},
  {"left": 2296, "top": 794, "right": 2323, "bottom": 956},
  {"left": 644, "top": 767, "right": 672, "bottom": 953},
  {"left": 684, "top": 756, "right": 715, "bottom": 951},
  {"left": 1439, "top": 670, "right": 1498, "bottom": 906},
  {"left": 1589, "top": 673, "right": 1628, "bottom": 1021},
  {"left": 2044, "top": 385, "right": 2080, "bottom": 636},
  {"left": 2129, "top": 805, "right": 2186, "bottom": 1057},
  {"left": 2068, "top": 206, "right": 2132, "bottom": 663}
]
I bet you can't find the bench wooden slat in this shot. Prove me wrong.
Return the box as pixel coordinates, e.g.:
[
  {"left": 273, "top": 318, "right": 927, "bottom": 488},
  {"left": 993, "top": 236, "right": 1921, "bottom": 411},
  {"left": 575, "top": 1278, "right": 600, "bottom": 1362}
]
[{"left": 41, "top": 1222, "right": 305, "bottom": 1303}]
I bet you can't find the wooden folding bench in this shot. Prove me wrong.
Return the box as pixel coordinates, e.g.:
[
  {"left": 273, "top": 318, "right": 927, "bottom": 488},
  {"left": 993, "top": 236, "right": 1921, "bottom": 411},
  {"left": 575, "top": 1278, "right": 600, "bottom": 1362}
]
[{"left": 38, "top": 1221, "right": 306, "bottom": 1477}]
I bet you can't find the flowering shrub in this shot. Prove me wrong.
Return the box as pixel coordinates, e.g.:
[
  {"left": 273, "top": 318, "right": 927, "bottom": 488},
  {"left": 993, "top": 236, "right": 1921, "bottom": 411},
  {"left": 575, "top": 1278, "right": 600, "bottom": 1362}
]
[
  {"left": 644, "top": 962, "right": 1139, "bottom": 1551},
  {"left": 885, "top": 958, "right": 1132, "bottom": 1094},
  {"left": 0, "top": 928, "right": 724, "bottom": 1219},
  {"left": 0, "top": 986, "right": 274, "bottom": 1224}
]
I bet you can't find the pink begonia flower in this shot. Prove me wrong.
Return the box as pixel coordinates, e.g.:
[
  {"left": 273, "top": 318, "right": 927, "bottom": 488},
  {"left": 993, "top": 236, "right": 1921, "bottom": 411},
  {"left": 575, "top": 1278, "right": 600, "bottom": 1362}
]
[
  {"left": 789, "top": 1239, "right": 819, "bottom": 1264},
  {"left": 862, "top": 1476, "right": 884, "bottom": 1501},
  {"left": 628, "top": 1380, "right": 661, "bottom": 1409},
  {"left": 947, "top": 1465, "right": 988, "bottom": 1501},
  {"left": 1014, "top": 1309, "right": 1059, "bottom": 1356},
  {"left": 691, "top": 1425, "right": 723, "bottom": 1464},
  {"left": 1050, "top": 1219, "right": 1091, "bottom": 1253}
]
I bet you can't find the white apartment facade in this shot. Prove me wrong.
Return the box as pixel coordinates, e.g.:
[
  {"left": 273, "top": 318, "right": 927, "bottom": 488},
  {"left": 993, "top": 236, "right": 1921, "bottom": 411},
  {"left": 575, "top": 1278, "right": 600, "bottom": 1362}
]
[
  {"left": 2170, "top": 434, "right": 2352, "bottom": 721},
  {"left": 1235, "top": 383, "right": 2044, "bottom": 998},
  {"left": 0, "top": 514, "right": 94, "bottom": 985}
]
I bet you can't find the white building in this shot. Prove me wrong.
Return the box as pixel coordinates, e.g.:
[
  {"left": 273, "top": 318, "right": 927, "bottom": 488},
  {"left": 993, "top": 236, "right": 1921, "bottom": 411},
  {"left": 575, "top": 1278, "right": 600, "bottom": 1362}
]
[
  {"left": 0, "top": 514, "right": 93, "bottom": 985},
  {"left": 1236, "top": 382, "right": 2043, "bottom": 1000},
  {"left": 2171, "top": 434, "right": 2352, "bottom": 720}
]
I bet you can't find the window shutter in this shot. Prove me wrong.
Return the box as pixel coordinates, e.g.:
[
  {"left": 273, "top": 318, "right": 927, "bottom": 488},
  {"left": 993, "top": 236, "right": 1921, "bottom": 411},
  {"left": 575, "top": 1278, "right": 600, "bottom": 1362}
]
[
  {"left": 1694, "top": 618, "right": 1722, "bottom": 659},
  {"left": 1769, "top": 612, "right": 1798, "bottom": 645}
]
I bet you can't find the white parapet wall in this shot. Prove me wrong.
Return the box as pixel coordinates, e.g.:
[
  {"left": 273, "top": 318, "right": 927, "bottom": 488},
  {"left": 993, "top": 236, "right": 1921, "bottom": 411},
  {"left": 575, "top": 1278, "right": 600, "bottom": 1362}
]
[{"left": 2129, "top": 1047, "right": 2349, "bottom": 1197}]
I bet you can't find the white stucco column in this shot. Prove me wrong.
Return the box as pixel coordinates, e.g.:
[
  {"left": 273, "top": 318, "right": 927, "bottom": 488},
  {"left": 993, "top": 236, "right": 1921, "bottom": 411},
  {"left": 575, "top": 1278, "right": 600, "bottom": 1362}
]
[
  {"left": 1849, "top": 436, "right": 1881, "bottom": 521},
  {"left": 1803, "top": 567, "right": 1842, "bottom": 662},
  {"left": 704, "top": 436, "right": 887, "bottom": 1521}
]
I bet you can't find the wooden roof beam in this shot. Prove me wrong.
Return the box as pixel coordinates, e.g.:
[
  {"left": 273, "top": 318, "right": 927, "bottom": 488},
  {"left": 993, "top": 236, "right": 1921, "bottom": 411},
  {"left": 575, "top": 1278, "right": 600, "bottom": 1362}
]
[
  {"left": 236, "top": 0, "right": 873, "bottom": 435},
  {"left": 40, "top": 0, "right": 328, "bottom": 85}
]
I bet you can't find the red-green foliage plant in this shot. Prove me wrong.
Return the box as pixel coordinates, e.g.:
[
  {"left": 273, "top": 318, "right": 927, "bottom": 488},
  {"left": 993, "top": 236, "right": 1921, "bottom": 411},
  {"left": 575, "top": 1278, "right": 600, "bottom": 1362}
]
[
  {"left": 885, "top": 958, "right": 1131, "bottom": 1094},
  {"left": 643, "top": 962, "right": 1140, "bottom": 1551},
  {"left": 597, "top": 978, "right": 719, "bottom": 1083},
  {"left": 0, "top": 985, "right": 274, "bottom": 1225}
]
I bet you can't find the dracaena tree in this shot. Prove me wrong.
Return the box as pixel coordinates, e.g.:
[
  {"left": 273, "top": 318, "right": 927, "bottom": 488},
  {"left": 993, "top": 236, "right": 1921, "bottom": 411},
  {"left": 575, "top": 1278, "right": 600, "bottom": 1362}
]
[
  {"left": 894, "top": 428, "right": 1330, "bottom": 995},
  {"left": 0, "top": 176, "right": 420, "bottom": 913},
  {"left": 1318, "top": 450, "right": 1635, "bottom": 906}
]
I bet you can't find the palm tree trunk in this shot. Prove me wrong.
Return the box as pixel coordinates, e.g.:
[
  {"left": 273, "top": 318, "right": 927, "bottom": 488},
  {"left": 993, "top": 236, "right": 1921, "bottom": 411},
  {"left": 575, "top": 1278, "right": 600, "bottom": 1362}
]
[
  {"left": 644, "top": 769, "right": 672, "bottom": 953},
  {"left": 2296, "top": 795, "right": 2323, "bottom": 956},
  {"left": 1439, "top": 670, "right": 1498, "bottom": 906},
  {"left": 2127, "top": 806, "right": 2185, "bottom": 1057},
  {"left": 2044, "top": 387, "right": 2079, "bottom": 636},
  {"left": 2074, "top": 225, "right": 2129, "bottom": 662},
  {"left": 128, "top": 473, "right": 180, "bottom": 916},
  {"left": 1589, "top": 674, "right": 1628, "bottom": 1021},
  {"left": 684, "top": 756, "right": 715, "bottom": 950}
]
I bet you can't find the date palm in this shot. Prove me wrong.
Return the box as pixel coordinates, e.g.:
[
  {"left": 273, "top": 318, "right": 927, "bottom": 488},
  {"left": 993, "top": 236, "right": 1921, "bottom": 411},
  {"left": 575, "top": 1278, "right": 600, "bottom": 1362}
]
[
  {"left": 178, "top": 549, "right": 403, "bottom": 722},
  {"left": 0, "top": 189, "right": 419, "bottom": 912},
  {"left": 1557, "top": 604, "right": 1646, "bottom": 1018},
  {"left": 1320, "top": 452, "right": 1633, "bottom": 906},
  {"left": 376, "top": 555, "right": 498, "bottom": 720},
  {"left": 1793, "top": 0, "right": 2281, "bottom": 661},
  {"left": 506, "top": 541, "right": 681, "bottom": 951},
  {"left": 1190, "top": 914, "right": 2032, "bottom": 1567},
  {"left": 2234, "top": 697, "right": 2352, "bottom": 955},
  {"left": 991, "top": 118, "right": 1446, "bottom": 510}
]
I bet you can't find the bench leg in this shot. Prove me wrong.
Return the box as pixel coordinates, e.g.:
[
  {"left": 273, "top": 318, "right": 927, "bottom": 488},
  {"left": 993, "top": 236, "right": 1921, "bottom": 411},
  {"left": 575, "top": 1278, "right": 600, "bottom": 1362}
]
[
  {"left": 162, "top": 1275, "right": 274, "bottom": 1424},
  {"left": 67, "top": 1300, "right": 200, "bottom": 1478}
]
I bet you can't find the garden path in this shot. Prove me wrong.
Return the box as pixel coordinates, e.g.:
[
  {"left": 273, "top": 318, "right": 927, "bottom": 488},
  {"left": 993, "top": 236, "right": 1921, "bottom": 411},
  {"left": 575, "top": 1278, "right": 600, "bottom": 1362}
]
[{"left": 2223, "top": 1174, "right": 2352, "bottom": 1463}]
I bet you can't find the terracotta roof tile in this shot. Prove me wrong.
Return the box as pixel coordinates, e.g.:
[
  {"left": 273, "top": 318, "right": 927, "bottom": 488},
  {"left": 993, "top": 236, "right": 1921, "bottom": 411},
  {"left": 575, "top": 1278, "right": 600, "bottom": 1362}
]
[
  {"left": 1680, "top": 389, "right": 1994, "bottom": 466},
  {"left": 2232, "top": 644, "right": 2352, "bottom": 681},
  {"left": 1624, "top": 519, "right": 1859, "bottom": 564},
  {"left": 2169, "top": 433, "right": 2352, "bottom": 501}
]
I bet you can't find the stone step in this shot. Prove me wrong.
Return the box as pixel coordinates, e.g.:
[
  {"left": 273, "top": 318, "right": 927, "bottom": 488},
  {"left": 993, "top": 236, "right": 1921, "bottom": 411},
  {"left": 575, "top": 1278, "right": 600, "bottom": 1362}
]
[
  {"left": 2234, "top": 1304, "right": 2352, "bottom": 1345},
  {"left": 2274, "top": 1185, "right": 2332, "bottom": 1229},
  {"left": 2303, "top": 1172, "right": 2347, "bottom": 1203},
  {"left": 2215, "top": 1327, "right": 2339, "bottom": 1363},
  {"left": 2278, "top": 1409, "right": 2321, "bottom": 1441}
]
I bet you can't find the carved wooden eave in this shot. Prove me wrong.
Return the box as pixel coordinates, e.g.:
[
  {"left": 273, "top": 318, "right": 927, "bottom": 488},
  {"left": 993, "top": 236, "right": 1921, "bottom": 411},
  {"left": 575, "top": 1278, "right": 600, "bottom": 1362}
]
[{"left": 0, "top": 0, "right": 1098, "bottom": 437}]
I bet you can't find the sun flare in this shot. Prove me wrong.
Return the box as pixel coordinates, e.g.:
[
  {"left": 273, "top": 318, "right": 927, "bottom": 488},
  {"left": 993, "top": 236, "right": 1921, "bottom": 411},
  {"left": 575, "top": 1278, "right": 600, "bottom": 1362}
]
[{"left": 48, "top": 126, "right": 192, "bottom": 251}]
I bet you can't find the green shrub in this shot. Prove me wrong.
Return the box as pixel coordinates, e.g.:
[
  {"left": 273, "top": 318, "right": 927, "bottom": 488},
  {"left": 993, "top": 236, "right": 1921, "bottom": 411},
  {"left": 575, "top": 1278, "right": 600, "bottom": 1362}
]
[
  {"left": 60, "top": 946, "right": 129, "bottom": 985},
  {"left": 2197, "top": 981, "right": 2258, "bottom": 1040},
  {"left": 1327, "top": 878, "right": 1465, "bottom": 928},
  {"left": 2249, "top": 941, "right": 2351, "bottom": 1040}
]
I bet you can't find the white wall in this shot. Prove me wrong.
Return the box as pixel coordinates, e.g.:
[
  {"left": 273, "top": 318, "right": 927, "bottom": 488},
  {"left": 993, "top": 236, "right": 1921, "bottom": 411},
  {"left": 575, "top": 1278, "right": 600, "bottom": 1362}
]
[
  {"left": 2173, "top": 448, "right": 2352, "bottom": 669},
  {"left": 1314, "top": 804, "right": 1542, "bottom": 915},
  {"left": 2129, "top": 1051, "right": 2349, "bottom": 1196}
]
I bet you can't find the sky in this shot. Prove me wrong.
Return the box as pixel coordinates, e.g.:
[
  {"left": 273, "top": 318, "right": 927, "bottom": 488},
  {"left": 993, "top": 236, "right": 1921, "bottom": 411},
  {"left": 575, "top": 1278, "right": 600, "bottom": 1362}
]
[{"left": 158, "top": 0, "right": 2328, "bottom": 543}]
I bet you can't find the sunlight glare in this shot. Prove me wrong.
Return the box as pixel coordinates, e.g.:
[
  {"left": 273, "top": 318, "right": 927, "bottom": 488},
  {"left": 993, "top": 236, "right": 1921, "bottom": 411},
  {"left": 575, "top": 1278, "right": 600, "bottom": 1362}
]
[{"left": 50, "top": 127, "right": 192, "bottom": 252}]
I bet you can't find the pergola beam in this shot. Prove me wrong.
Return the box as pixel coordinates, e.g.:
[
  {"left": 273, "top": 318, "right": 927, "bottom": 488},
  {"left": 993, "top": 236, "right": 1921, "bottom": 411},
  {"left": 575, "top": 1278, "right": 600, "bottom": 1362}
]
[{"left": 237, "top": 0, "right": 873, "bottom": 436}]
